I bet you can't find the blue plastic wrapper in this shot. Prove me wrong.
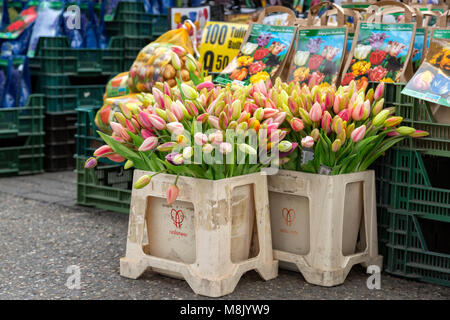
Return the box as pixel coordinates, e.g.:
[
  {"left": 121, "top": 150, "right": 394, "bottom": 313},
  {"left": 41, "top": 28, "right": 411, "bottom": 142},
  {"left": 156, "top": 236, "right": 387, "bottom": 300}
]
[
  {"left": 63, "top": 0, "right": 85, "bottom": 48},
  {"left": 0, "top": 69, "right": 6, "bottom": 107},
  {"left": 17, "top": 56, "right": 31, "bottom": 107},
  {"left": 0, "top": 56, "right": 12, "bottom": 107},
  {"left": 85, "top": 1, "right": 99, "bottom": 48},
  {"left": 0, "top": 0, "right": 10, "bottom": 30},
  {"left": 27, "top": 1, "right": 64, "bottom": 57},
  {"left": 0, "top": 55, "right": 31, "bottom": 108}
]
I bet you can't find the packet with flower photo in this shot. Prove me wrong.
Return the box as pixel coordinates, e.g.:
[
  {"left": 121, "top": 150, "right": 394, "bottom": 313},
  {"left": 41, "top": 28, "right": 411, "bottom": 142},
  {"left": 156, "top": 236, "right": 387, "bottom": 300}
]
[
  {"left": 285, "top": 2, "right": 349, "bottom": 87},
  {"left": 214, "top": 6, "right": 297, "bottom": 86},
  {"left": 341, "top": 2, "right": 417, "bottom": 89},
  {"left": 402, "top": 28, "right": 450, "bottom": 108}
]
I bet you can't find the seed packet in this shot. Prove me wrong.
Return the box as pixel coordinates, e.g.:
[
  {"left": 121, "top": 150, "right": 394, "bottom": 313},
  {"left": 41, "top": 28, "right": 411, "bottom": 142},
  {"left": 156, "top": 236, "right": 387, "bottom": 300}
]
[
  {"left": 105, "top": 72, "right": 131, "bottom": 98},
  {"left": 0, "top": 2, "right": 38, "bottom": 55},
  {"left": 215, "top": 23, "right": 296, "bottom": 86},
  {"left": 27, "top": 0, "right": 64, "bottom": 58},
  {"left": 342, "top": 20, "right": 416, "bottom": 88},
  {"left": 287, "top": 27, "right": 348, "bottom": 87},
  {"left": 402, "top": 28, "right": 450, "bottom": 107}
]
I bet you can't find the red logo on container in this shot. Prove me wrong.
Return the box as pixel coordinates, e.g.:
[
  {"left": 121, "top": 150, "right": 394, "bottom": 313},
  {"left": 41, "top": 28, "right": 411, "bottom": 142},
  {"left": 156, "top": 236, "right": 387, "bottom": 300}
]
[
  {"left": 282, "top": 208, "right": 295, "bottom": 227},
  {"left": 170, "top": 209, "right": 184, "bottom": 229}
]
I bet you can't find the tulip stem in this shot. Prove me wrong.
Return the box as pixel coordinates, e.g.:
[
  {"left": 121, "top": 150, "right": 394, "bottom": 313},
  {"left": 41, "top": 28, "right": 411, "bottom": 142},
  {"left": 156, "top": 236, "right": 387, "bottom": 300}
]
[{"left": 174, "top": 174, "right": 180, "bottom": 186}]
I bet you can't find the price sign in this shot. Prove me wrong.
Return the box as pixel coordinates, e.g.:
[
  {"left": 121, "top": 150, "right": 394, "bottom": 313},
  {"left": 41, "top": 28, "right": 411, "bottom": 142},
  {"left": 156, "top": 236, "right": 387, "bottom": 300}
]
[{"left": 199, "top": 22, "right": 248, "bottom": 73}]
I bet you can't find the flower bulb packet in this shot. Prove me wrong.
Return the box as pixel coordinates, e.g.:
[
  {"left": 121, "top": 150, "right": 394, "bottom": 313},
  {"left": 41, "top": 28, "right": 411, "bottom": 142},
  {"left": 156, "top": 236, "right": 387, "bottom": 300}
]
[
  {"left": 402, "top": 28, "right": 450, "bottom": 107},
  {"left": 287, "top": 27, "right": 348, "bottom": 87}
]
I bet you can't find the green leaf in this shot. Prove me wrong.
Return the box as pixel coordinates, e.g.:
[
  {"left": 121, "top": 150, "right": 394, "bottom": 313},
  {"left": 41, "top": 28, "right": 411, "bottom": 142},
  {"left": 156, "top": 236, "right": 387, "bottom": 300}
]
[
  {"left": 127, "top": 130, "right": 145, "bottom": 148},
  {"left": 359, "top": 136, "right": 405, "bottom": 171},
  {"left": 98, "top": 131, "right": 148, "bottom": 170},
  {"left": 300, "top": 160, "right": 317, "bottom": 173}
]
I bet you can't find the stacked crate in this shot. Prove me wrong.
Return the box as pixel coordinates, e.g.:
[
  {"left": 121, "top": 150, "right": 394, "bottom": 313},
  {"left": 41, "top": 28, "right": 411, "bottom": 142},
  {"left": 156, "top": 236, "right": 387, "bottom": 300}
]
[
  {"left": 0, "top": 94, "right": 45, "bottom": 176},
  {"left": 372, "top": 83, "right": 450, "bottom": 286},
  {"left": 75, "top": 106, "right": 133, "bottom": 214}
]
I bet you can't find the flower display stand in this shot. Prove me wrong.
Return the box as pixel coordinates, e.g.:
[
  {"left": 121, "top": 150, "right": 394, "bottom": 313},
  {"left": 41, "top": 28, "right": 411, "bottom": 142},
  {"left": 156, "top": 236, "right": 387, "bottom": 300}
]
[
  {"left": 268, "top": 169, "right": 382, "bottom": 287},
  {"left": 120, "top": 170, "right": 278, "bottom": 297}
]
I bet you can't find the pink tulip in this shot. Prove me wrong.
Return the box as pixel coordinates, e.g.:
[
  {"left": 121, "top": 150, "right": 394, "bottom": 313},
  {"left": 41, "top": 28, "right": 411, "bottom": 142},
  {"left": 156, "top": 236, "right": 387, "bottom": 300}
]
[
  {"left": 208, "top": 115, "right": 221, "bottom": 130},
  {"left": 219, "top": 142, "right": 233, "bottom": 154},
  {"left": 272, "top": 112, "right": 286, "bottom": 124},
  {"left": 166, "top": 122, "right": 185, "bottom": 135},
  {"left": 170, "top": 101, "right": 184, "bottom": 121},
  {"left": 196, "top": 81, "right": 215, "bottom": 91},
  {"left": 263, "top": 108, "right": 278, "bottom": 119},
  {"left": 138, "top": 136, "right": 158, "bottom": 152},
  {"left": 166, "top": 152, "right": 184, "bottom": 165},
  {"left": 362, "top": 100, "right": 371, "bottom": 120},
  {"left": 166, "top": 184, "right": 179, "bottom": 205},
  {"left": 93, "top": 145, "right": 113, "bottom": 157},
  {"left": 321, "top": 111, "right": 332, "bottom": 134},
  {"left": 194, "top": 132, "right": 208, "bottom": 145},
  {"left": 138, "top": 111, "right": 152, "bottom": 130},
  {"left": 125, "top": 119, "right": 137, "bottom": 134},
  {"left": 374, "top": 82, "right": 385, "bottom": 101},
  {"left": 152, "top": 87, "right": 164, "bottom": 108},
  {"left": 409, "top": 130, "right": 429, "bottom": 138},
  {"left": 208, "top": 130, "right": 223, "bottom": 145},
  {"left": 309, "top": 102, "right": 322, "bottom": 122},
  {"left": 149, "top": 114, "right": 166, "bottom": 130},
  {"left": 196, "top": 113, "right": 209, "bottom": 124},
  {"left": 351, "top": 125, "right": 366, "bottom": 142},
  {"left": 352, "top": 102, "right": 364, "bottom": 121},
  {"left": 106, "top": 153, "right": 126, "bottom": 163},
  {"left": 333, "top": 117, "right": 343, "bottom": 135},
  {"left": 301, "top": 136, "right": 314, "bottom": 148},
  {"left": 134, "top": 175, "right": 151, "bottom": 189},
  {"left": 290, "top": 118, "right": 304, "bottom": 132},
  {"left": 141, "top": 128, "right": 154, "bottom": 139},
  {"left": 84, "top": 157, "right": 97, "bottom": 169}
]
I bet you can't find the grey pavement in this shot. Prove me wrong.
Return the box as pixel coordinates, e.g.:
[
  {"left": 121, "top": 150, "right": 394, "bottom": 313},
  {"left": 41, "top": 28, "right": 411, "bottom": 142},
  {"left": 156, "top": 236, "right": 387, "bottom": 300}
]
[{"left": 0, "top": 171, "right": 449, "bottom": 300}]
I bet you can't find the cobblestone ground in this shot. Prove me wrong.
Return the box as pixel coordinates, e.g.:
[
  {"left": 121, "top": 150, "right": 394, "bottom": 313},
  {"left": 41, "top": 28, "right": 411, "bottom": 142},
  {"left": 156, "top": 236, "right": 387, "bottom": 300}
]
[{"left": 0, "top": 172, "right": 449, "bottom": 300}]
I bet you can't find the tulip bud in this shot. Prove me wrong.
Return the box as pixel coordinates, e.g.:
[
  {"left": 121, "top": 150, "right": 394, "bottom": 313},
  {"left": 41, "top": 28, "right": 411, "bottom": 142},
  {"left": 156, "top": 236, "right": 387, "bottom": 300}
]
[
  {"left": 138, "top": 112, "right": 152, "bottom": 129},
  {"left": 149, "top": 114, "right": 166, "bottom": 130},
  {"left": 84, "top": 157, "right": 97, "bottom": 169},
  {"left": 115, "top": 112, "right": 127, "bottom": 127},
  {"left": 238, "top": 143, "right": 257, "bottom": 155},
  {"left": 139, "top": 136, "right": 158, "bottom": 152},
  {"left": 273, "top": 112, "right": 286, "bottom": 124},
  {"left": 94, "top": 145, "right": 113, "bottom": 157},
  {"left": 365, "top": 88, "right": 374, "bottom": 104},
  {"left": 166, "top": 152, "right": 184, "bottom": 165},
  {"left": 183, "top": 146, "right": 193, "bottom": 159},
  {"left": 134, "top": 175, "right": 151, "bottom": 189},
  {"left": 166, "top": 184, "right": 179, "bottom": 206},
  {"left": 278, "top": 140, "right": 293, "bottom": 153},
  {"left": 372, "top": 109, "right": 390, "bottom": 126},
  {"left": 219, "top": 142, "right": 233, "bottom": 154},
  {"left": 409, "top": 130, "right": 429, "bottom": 138},
  {"left": 186, "top": 58, "right": 197, "bottom": 73},
  {"left": 209, "top": 130, "right": 223, "bottom": 145},
  {"left": 322, "top": 111, "right": 332, "bottom": 134},
  {"left": 141, "top": 128, "right": 154, "bottom": 139},
  {"left": 196, "top": 82, "right": 214, "bottom": 91},
  {"left": 352, "top": 102, "right": 364, "bottom": 121},
  {"left": 384, "top": 116, "right": 403, "bottom": 128},
  {"left": 290, "top": 117, "right": 304, "bottom": 132},
  {"left": 171, "top": 52, "right": 181, "bottom": 70},
  {"left": 119, "top": 103, "right": 132, "bottom": 119},
  {"left": 180, "top": 83, "right": 199, "bottom": 100},
  {"left": 176, "top": 134, "right": 189, "bottom": 147},
  {"left": 125, "top": 119, "right": 137, "bottom": 134},
  {"left": 351, "top": 125, "right": 366, "bottom": 142},
  {"left": 374, "top": 82, "right": 385, "bottom": 101},
  {"left": 310, "top": 128, "right": 320, "bottom": 141},
  {"left": 157, "top": 142, "right": 177, "bottom": 152},
  {"left": 194, "top": 132, "right": 208, "bottom": 145},
  {"left": 346, "top": 122, "right": 355, "bottom": 138},
  {"left": 301, "top": 136, "right": 314, "bottom": 148},
  {"left": 332, "top": 139, "right": 342, "bottom": 153},
  {"left": 196, "top": 113, "right": 209, "bottom": 124},
  {"left": 166, "top": 122, "right": 185, "bottom": 135},
  {"left": 152, "top": 87, "right": 164, "bottom": 108},
  {"left": 202, "top": 143, "right": 214, "bottom": 154},
  {"left": 362, "top": 100, "right": 371, "bottom": 121},
  {"left": 333, "top": 117, "right": 343, "bottom": 135},
  {"left": 333, "top": 94, "right": 342, "bottom": 114},
  {"left": 248, "top": 118, "right": 260, "bottom": 131},
  {"left": 298, "top": 107, "right": 312, "bottom": 126},
  {"left": 397, "top": 126, "right": 416, "bottom": 136},
  {"left": 371, "top": 98, "right": 384, "bottom": 116},
  {"left": 309, "top": 102, "right": 322, "bottom": 122},
  {"left": 123, "top": 160, "right": 134, "bottom": 170},
  {"left": 208, "top": 115, "right": 221, "bottom": 130},
  {"left": 219, "top": 111, "right": 229, "bottom": 130},
  {"left": 338, "top": 109, "right": 349, "bottom": 122},
  {"left": 170, "top": 101, "right": 185, "bottom": 121}
]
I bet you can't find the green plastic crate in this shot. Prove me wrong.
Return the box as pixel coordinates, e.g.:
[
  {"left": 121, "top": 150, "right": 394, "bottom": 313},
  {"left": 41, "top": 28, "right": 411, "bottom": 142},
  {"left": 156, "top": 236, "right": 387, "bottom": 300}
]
[
  {"left": 30, "top": 36, "right": 124, "bottom": 76},
  {"left": 43, "top": 84, "right": 105, "bottom": 113},
  {"left": 123, "top": 36, "right": 153, "bottom": 69},
  {"left": 76, "top": 156, "right": 132, "bottom": 214},
  {"left": 0, "top": 94, "right": 44, "bottom": 139},
  {"left": 0, "top": 134, "right": 44, "bottom": 176},
  {"left": 149, "top": 14, "right": 169, "bottom": 38},
  {"left": 75, "top": 106, "right": 104, "bottom": 160},
  {"left": 368, "top": 82, "right": 450, "bottom": 157},
  {"left": 384, "top": 208, "right": 450, "bottom": 287}
]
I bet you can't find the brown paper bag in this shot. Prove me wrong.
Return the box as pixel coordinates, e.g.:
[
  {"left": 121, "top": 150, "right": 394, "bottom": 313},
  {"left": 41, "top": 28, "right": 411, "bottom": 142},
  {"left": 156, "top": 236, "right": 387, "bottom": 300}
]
[{"left": 341, "top": 1, "right": 417, "bottom": 88}]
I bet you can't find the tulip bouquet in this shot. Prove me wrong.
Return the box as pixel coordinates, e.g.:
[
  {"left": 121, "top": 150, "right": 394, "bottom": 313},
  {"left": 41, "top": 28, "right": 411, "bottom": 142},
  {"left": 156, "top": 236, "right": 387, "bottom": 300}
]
[
  {"left": 85, "top": 79, "right": 297, "bottom": 204},
  {"left": 264, "top": 78, "right": 428, "bottom": 175}
]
